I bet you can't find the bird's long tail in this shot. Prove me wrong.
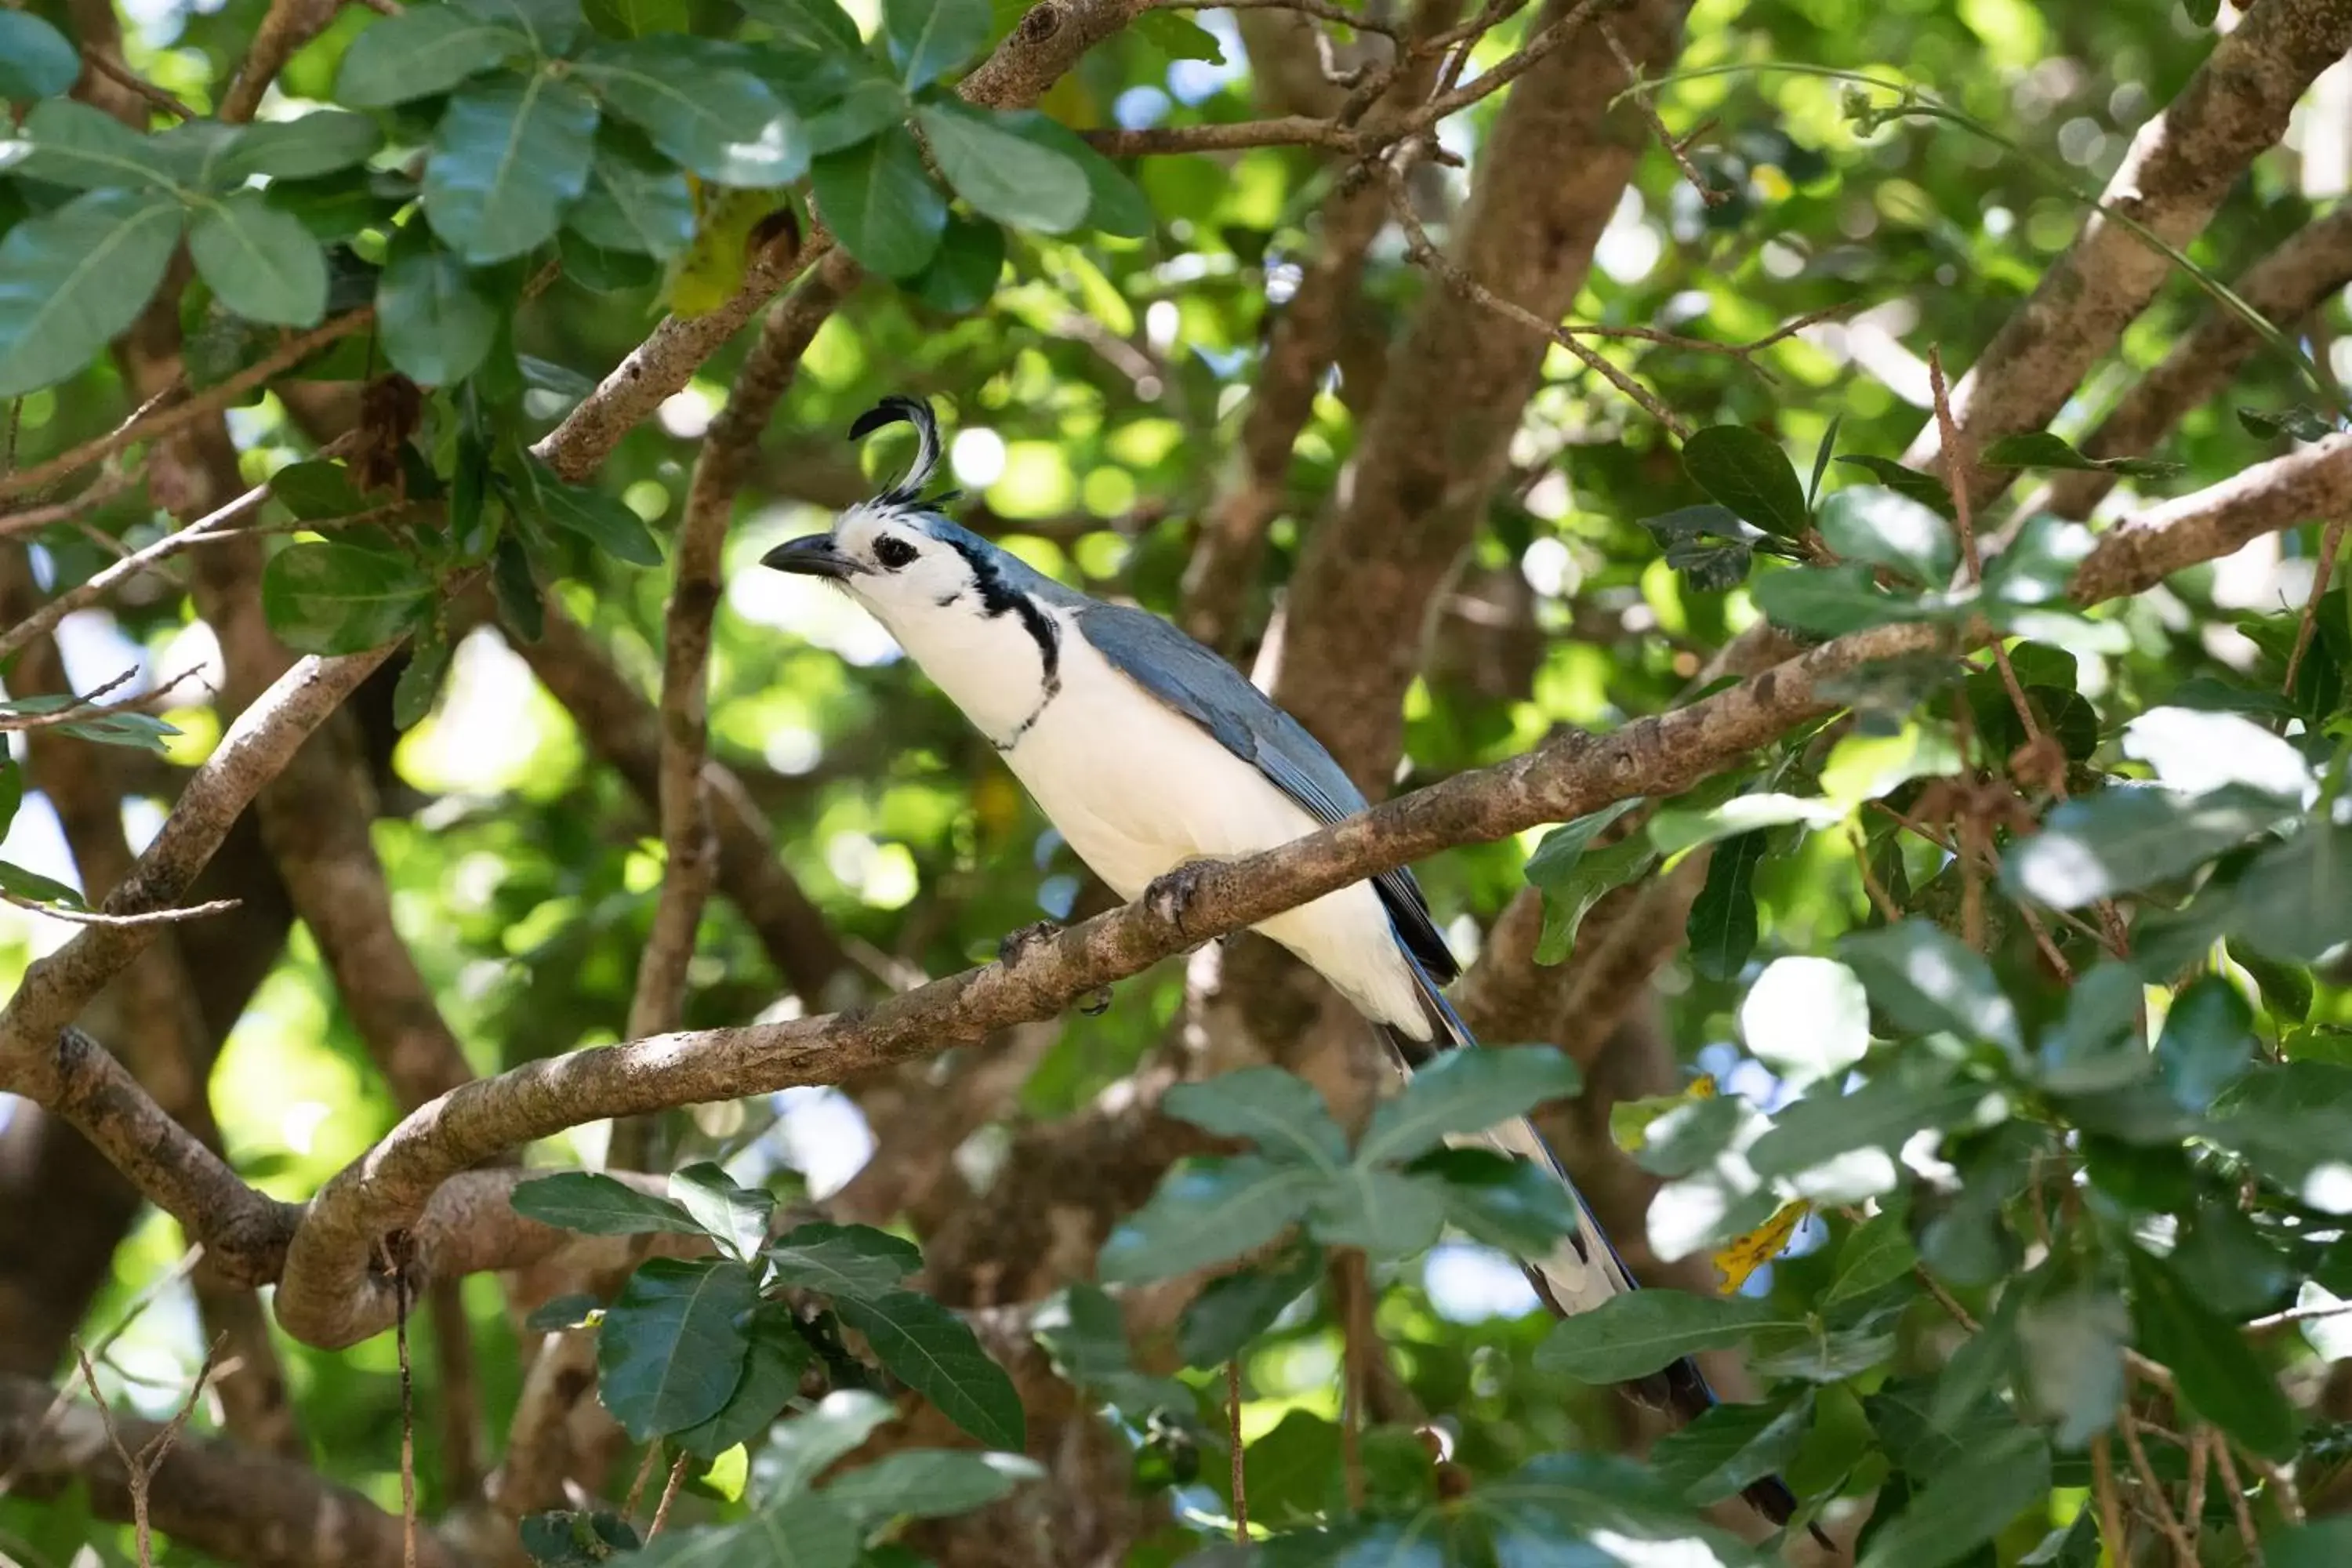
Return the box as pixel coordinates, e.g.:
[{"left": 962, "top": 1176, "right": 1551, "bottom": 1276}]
[{"left": 1386, "top": 960, "right": 1813, "bottom": 1540}]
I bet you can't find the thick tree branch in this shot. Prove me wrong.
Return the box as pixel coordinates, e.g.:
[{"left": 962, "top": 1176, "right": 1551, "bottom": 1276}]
[
  {"left": 0, "top": 1371, "right": 455, "bottom": 1568},
  {"left": 2048, "top": 207, "right": 2352, "bottom": 519},
  {"left": 1900, "top": 0, "right": 2352, "bottom": 506},
  {"left": 0, "top": 650, "right": 395, "bottom": 1072},
  {"left": 2069, "top": 430, "right": 2352, "bottom": 603},
  {"left": 1275, "top": 0, "right": 1685, "bottom": 786}
]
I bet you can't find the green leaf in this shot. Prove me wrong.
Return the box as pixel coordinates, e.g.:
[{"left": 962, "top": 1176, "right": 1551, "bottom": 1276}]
[
  {"left": 575, "top": 39, "right": 804, "bottom": 187},
  {"left": 586, "top": 0, "right": 690, "bottom": 37},
  {"left": 2238, "top": 404, "right": 2335, "bottom": 443},
  {"left": 1748, "top": 1069, "right": 1989, "bottom": 1181},
  {"left": 219, "top": 112, "right": 384, "bottom": 182},
  {"left": 1741, "top": 956, "right": 1870, "bottom": 1089},
  {"left": 1031, "top": 1282, "right": 1133, "bottom": 1388},
  {"left": 0, "top": 13, "right": 80, "bottom": 100},
  {"left": 1650, "top": 1392, "right": 1813, "bottom": 1506},
  {"left": 1525, "top": 800, "right": 1650, "bottom": 964},
  {"left": 1176, "top": 1244, "right": 1321, "bottom": 1368},
  {"left": 1680, "top": 425, "right": 1810, "bottom": 539},
  {"left": 670, "top": 1162, "right": 775, "bottom": 1262},
  {"left": 1686, "top": 829, "right": 1763, "bottom": 982},
  {"left": 804, "top": 78, "right": 909, "bottom": 155},
  {"left": 190, "top": 193, "right": 328, "bottom": 328},
  {"left": 2127, "top": 1246, "right": 2297, "bottom": 1459},
  {"left": 670, "top": 1305, "right": 811, "bottom": 1458},
  {"left": 530, "top": 463, "right": 665, "bottom": 564},
  {"left": 271, "top": 460, "right": 370, "bottom": 520},
  {"left": 1535, "top": 1290, "right": 1786, "bottom": 1383},
  {"left": 510, "top": 1171, "right": 704, "bottom": 1236},
  {"left": 376, "top": 245, "right": 498, "bottom": 386},
  {"left": 633, "top": 1495, "right": 860, "bottom": 1568},
  {"left": 424, "top": 74, "right": 600, "bottom": 264},
  {"left": 334, "top": 8, "right": 532, "bottom": 108},
  {"left": 1097, "top": 1156, "right": 1322, "bottom": 1283},
  {"left": 2016, "top": 1287, "right": 2125, "bottom": 1450},
  {"left": 2154, "top": 974, "right": 2254, "bottom": 1112},
  {"left": 913, "top": 103, "right": 1089, "bottom": 234},
  {"left": 260, "top": 542, "right": 434, "bottom": 655},
  {"left": 810, "top": 125, "right": 946, "bottom": 279},
  {"left": 0, "top": 760, "right": 23, "bottom": 842},
  {"left": 0, "top": 860, "right": 85, "bottom": 907},
  {"left": 1835, "top": 454, "right": 1955, "bottom": 517},
  {"left": 2272, "top": 1522, "right": 2352, "bottom": 1568},
  {"left": 1752, "top": 561, "right": 1925, "bottom": 635},
  {"left": 752, "top": 1390, "right": 895, "bottom": 1502},
  {"left": 1642, "top": 503, "right": 1764, "bottom": 591},
  {"left": 1133, "top": 9, "right": 1224, "bottom": 62},
  {"left": 764, "top": 1221, "right": 922, "bottom": 1300},
  {"left": 1163, "top": 1067, "right": 1348, "bottom": 1166},
  {"left": 519, "top": 1511, "right": 641, "bottom": 1566},
  {"left": 5, "top": 100, "right": 181, "bottom": 191},
  {"left": 1356, "top": 1044, "right": 1581, "bottom": 1166},
  {"left": 996, "top": 113, "right": 1152, "bottom": 239},
  {"left": 2000, "top": 784, "right": 2292, "bottom": 909},
  {"left": 835, "top": 1288, "right": 1024, "bottom": 1449},
  {"left": 1824, "top": 1209, "right": 1917, "bottom": 1307},
  {"left": 1405, "top": 1146, "right": 1580, "bottom": 1254},
  {"left": 1818, "top": 485, "right": 1957, "bottom": 584},
  {"left": 0, "top": 187, "right": 183, "bottom": 397},
  {"left": 1306, "top": 1168, "right": 1447, "bottom": 1256},
  {"left": 388, "top": 630, "right": 448, "bottom": 729},
  {"left": 1981, "top": 511, "right": 2096, "bottom": 613},
  {"left": 1838, "top": 919, "right": 2021, "bottom": 1051},
  {"left": 1856, "top": 1425, "right": 2051, "bottom": 1568},
  {"left": 909, "top": 215, "right": 1005, "bottom": 311},
  {"left": 884, "top": 0, "right": 990, "bottom": 89},
  {"left": 824, "top": 1449, "right": 1040, "bottom": 1523},
  {"left": 2228, "top": 824, "right": 2352, "bottom": 962},
  {"left": 597, "top": 1257, "right": 759, "bottom": 1439},
  {"left": 2122, "top": 705, "right": 2310, "bottom": 800},
  {"left": 455, "top": 0, "right": 586, "bottom": 53},
  {"left": 1649, "top": 793, "right": 1841, "bottom": 855},
  {"left": 1982, "top": 430, "right": 2182, "bottom": 480},
  {"left": 566, "top": 144, "right": 695, "bottom": 260}
]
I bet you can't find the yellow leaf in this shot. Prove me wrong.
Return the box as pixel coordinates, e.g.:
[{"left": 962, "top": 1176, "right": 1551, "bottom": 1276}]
[
  {"left": 663, "top": 175, "right": 792, "bottom": 318},
  {"left": 1608, "top": 1073, "right": 1719, "bottom": 1153},
  {"left": 1713, "top": 1200, "right": 1810, "bottom": 1294}
]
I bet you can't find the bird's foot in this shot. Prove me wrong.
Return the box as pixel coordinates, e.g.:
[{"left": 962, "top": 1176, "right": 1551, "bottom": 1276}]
[
  {"left": 996, "top": 919, "right": 1062, "bottom": 967},
  {"left": 1144, "top": 859, "right": 1218, "bottom": 939}
]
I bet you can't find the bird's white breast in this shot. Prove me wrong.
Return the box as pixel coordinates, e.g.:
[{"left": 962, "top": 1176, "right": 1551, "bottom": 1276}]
[{"left": 996, "top": 612, "right": 1428, "bottom": 1035}]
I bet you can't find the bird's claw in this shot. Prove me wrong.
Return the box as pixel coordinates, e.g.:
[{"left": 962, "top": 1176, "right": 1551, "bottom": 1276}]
[
  {"left": 996, "top": 919, "right": 1062, "bottom": 967},
  {"left": 1145, "top": 861, "right": 1216, "bottom": 939}
]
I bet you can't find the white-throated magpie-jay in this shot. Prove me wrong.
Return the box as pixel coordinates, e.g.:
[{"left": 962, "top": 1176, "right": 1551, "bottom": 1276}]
[{"left": 762, "top": 396, "right": 1803, "bottom": 1530}]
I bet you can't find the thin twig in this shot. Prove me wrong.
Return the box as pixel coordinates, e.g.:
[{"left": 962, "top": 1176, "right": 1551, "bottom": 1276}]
[
  {"left": 2092, "top": 1436, "right": 2132, "bottom": 1566},
  {"left": 2235, "top": 1445, "right": 2304, "bottom": 1526},
  {"left": 1377, "top": 163, "right": 1693, "bottom": 438},
  {"left": 645, "top": 1449, "right": 692, "bottom": 1541},
  {"left": 1599, "top": 22, "right": 1725, "bottom": 205},
  {"left": 79, "top": 47, "right": 195, "bottom": 120},
  {"left": 1338, "top": 1251, "right": 1369, "bottom": 1512},
  {"left": 1229, "top": 1359, "right": 1249, "bottom": 1541},
  {"left": 2185, "top": 1425, "right": 2211, "bottom": 1542},
  {"left": 0, "top": 312, "right": 372, "bottom": 503},
  {"left": 390, "top": 1243, "right": 417, "bottom": 1568},
  {"left": 0, "top": 890, "right": 242, "bottom": 927},
  {"left": 0, "top": 466, "right": 140, "bottom": 538},
  {"left": 1849, "top": 827, "right": 1902, "bottom": 921},
  {"left": 2118, "top": 1403, "right": 2198, "bottom": 1566},
  {"left": 1145, "top": 0, "right": 1401, "bottom": 38},
  {"left": 71, "top": 1334, "right": 227, "bottom": 1568},
  {"left": 1913, "top": 1263, "right": 1980, "bottom": 1332},
  {"left": 622, "top": 1440, "right": 664, "bottom": 1517},
  {"left": 2282, "top": 513, "right": 2349, "bottom": 700},
  {"left": 0, "top": 436, "right": 351, "bottom": 670},
  {"left": 2211, "top": 1439, "right": 2262, "bottom": 1554}
]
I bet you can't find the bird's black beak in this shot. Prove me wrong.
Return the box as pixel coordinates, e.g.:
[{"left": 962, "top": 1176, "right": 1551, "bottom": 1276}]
[{"left": 760, "top": 533, "right": 859, "bottom": 580}]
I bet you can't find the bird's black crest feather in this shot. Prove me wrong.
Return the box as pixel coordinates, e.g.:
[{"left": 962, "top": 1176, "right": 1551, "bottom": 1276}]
[{"left": 851, "top": 395, "right": 943, "bottom": 506}]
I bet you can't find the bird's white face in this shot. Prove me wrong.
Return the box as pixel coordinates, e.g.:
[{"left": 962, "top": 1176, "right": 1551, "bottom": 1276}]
[{"left": 829, "top": 505, "right": 987, "bottom": 631}]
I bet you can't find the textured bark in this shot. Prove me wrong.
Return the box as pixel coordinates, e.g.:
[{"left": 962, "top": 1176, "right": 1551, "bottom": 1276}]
[
  {"left": 2047, "top": 207, "right": 2352, "bottom": 519},
  {"left": 1275, "top": 0, "right": 1692, "bottom": 788},
  {"left": 1902, "top": 0, "right": 2352, "bottom": 506}
]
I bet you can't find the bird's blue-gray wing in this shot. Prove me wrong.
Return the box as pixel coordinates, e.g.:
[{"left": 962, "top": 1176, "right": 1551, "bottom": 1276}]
[{"left": 1070, "top": 603, "right": 1457, "bottom": 984}]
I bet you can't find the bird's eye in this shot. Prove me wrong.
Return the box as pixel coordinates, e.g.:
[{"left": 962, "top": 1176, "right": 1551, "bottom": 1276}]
[{"left": 873, "top": 535, "right": 919, "bottom": 570}]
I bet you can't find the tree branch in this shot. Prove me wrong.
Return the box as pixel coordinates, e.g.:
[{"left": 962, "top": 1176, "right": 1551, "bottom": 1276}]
[
  {"left": 0, "top": 1370, "right": 455, "bottom": 1568},
  {"left": 1900, "top": 0, "right": 2352, "bottom": 506},
  {"left": 2069, "top": 431, "right": 2352, "bottom": 603},
  {"left": 2048, "top": 206, "right": 2352, "bottom": 519}
]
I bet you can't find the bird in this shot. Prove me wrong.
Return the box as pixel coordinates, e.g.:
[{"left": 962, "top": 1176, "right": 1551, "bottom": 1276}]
[{"left": 762, "top": 394, "right": 1811, "bottom": 1538}]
